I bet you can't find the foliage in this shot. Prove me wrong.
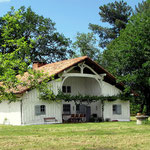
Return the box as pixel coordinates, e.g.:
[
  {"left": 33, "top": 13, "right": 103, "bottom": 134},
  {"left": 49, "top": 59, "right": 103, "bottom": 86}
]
[
  {"left": 36, "top": 78, "right": 61, "bottom": 103},
  {"left": 0, "top": 6, "right": 61, "bottom": 102},
  {"left": 55, "top": 90, "right": 131, "bottom": 104},
  {"left": 130, "top": 103, "right": 141, "bottom": 116},
  {"left": 72, "top": 32, "right": 102, "bottom": 63},
  {"left": 134, "top": 0, "right": 150, "bottom": 14},
  {"left": 37, "top": 82, "right": 56, "bottom": 102},
  {"left": 89, "top": 0, "right": 132, "bottom": 48},
  {"left": 0, "top": 6, "right": 72, "bottom": 64},
  {"left": 21, "top": 69, "right": 57, "bottom": 103},
  {"left": 103, "top": 0, "right": 150, "bottom": 114},
  {"left": 0, "top": 8, "right": 34, "bottom": 102}
]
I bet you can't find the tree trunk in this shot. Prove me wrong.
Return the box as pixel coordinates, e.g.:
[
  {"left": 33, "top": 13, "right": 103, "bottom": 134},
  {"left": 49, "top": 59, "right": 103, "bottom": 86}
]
[
  {"left": 139, "top": 101, "right": 145, "bottom": 113},
  {"left": 145, "top": 92, "right": 150, "bottom": 115},
  {"left": 146, "top": 99, "right": 150, "bottom": 115}
]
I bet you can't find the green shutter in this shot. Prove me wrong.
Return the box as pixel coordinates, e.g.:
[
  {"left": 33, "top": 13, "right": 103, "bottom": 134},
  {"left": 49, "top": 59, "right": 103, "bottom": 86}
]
[
  {"left": 117, "top": 105, "right": 121, "bottom": 114},
  {"left": 35, "top": 105, "right": 40, "bottom": 116}
]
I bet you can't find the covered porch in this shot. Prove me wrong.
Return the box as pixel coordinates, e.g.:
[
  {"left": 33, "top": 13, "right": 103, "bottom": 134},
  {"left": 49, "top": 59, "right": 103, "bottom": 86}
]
[
  {"left": 61, "top": 76, "right": 103, "bottom": 123},
  {"left": 59, "top": 62, "right": 106, "bottom": 123},
  {"left": 62, "top": 102, "right": 102, "bottom": 123}
]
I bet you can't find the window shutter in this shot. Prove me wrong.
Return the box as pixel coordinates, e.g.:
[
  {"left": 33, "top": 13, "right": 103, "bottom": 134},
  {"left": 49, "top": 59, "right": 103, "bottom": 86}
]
[
  {"left": 117, "top": 105, "right": 121, "bottom": 114},
  {"left": 63, "top": 104, "right": 71, "bottom": 114},
  {"left": 35, "top": 105, "right": 40, "bottom": 116}
]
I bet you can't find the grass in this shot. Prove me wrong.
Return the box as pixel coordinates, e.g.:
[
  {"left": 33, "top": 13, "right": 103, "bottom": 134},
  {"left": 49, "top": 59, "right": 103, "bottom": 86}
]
[{"left": 0, "top": 120, "right": 150, "bottom": 150}]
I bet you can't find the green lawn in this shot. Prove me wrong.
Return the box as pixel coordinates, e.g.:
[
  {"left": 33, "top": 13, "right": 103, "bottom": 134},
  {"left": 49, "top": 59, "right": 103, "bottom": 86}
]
[{"left": 0, "top": 121, "right": 150, "bottom": 150}]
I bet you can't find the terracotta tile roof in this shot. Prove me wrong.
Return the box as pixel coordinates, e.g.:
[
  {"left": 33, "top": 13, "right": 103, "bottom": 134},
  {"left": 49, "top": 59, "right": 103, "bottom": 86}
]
[
  {"left": 2, "top": 56, "right": 124, "bottom": 94},
  {"left": 14, "top": 56, "right": 89, "bottom": 94},
  {"left": 36, "top": 56, "right": 88, "bottom": 76}
]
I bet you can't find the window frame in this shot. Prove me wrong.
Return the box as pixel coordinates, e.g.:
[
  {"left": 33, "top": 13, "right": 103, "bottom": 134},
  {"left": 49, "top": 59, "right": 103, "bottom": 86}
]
[
  {"left": 67, "top": 86, "right": 71, "bottom": 93},
  {"left": 112, "top": 104, "right": 122, "bottom": 115},
  {"left": 62, "top": 86, "right": 66, "bottom": 93},
  {"left": 63, "top": 104, "right": 71, "bottom": 114},
  {"left": 35, "top": 105, "right": 46, "bottom": 116},
  {"left": 62, "top": 86, "right": 71, "bottom": 93},
  {"left": 76, "top": 104, "right": 80, "bottom": 114}
]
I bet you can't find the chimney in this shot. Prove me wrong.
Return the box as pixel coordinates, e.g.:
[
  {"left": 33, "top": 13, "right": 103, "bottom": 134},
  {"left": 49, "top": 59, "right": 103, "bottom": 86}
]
[{"left": 32, "top": 62, "right": 47, "bottom": 69}]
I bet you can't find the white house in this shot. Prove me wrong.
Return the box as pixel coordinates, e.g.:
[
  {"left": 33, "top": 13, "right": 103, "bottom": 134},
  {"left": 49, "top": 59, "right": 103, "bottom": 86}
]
[{"left": 0, "top": 56, "right": 130, "bottom": 125}]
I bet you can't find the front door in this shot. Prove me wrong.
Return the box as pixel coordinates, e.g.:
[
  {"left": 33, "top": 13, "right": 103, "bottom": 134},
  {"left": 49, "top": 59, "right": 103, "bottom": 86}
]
[
  {"left": 79, "top": 105, "right": 91, "bottom": 122},
  {"left": 79, "top": 104, "right": 86, "bottom": 114},
  {"left": 86, "top": 106, "right": 91, "bottom": 122}
]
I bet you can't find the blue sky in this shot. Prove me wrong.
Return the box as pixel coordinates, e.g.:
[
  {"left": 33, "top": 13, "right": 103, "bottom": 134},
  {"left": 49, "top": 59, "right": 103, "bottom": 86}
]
[{"left": 0, "top": 0, "right": 143, "bottom": 41}]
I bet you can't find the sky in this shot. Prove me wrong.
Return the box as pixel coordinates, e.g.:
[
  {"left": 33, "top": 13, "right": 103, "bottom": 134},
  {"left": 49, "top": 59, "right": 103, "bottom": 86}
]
[{"left": 0, "top": 0, "right": 144, "bottom": 42}]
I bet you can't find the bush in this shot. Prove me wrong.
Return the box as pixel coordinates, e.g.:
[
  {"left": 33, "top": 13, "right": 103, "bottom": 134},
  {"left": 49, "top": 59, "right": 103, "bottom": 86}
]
[{"left": 105, "top": 118, "right": 111, "bottom": 122}]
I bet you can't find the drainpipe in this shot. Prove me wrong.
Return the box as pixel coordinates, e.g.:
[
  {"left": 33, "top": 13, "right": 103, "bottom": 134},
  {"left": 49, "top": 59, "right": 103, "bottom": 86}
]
[
  {"left": 20, "top": 100, "right": 23, "bottom": 125},
  {"left": 102, "top": 100, "right": 104, "bottom": 121}
]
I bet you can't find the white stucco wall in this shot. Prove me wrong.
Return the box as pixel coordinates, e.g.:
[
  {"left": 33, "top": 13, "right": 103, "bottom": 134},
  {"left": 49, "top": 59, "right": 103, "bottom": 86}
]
[
  {"left": 63, "top": 77, "right": 101, "bottom": 96},
  {"left": 101, "top": 81, "right": 130, "bottom": 121},
  {"left": 0, "top": 101, "right": 21, "bottom": 125},
  {"left": 21, "top": 80, "right": 62, "bottom": 125},
  {"left": 101, "top": 81, "right": 121, "bottom": 96},
  {"left": 103, "top": 100, "right": 130, "bottom": 121}
]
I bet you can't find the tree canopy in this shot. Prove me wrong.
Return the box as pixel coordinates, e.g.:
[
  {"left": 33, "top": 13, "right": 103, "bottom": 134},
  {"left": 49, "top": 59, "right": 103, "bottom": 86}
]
[
  {"left": 72, "top": 32, "right": 102, "bottom": 62},
  {"left": 0, "top": 6, "right": 71, "bottom": 101},
  {"left": 103, "top": 0, "right": 150, "bottom": 114},
  {"left": 135, "top": 0, "right": 150, "bottom": 14},
  {"left": 0, "top": 8, "right": 32, "bottom": 101},
  {"left": 0, "top": 6, "right": 72, "bottom": 64},
  {"left": 89, "top": 0, "right": 132, "bottom": 48}
]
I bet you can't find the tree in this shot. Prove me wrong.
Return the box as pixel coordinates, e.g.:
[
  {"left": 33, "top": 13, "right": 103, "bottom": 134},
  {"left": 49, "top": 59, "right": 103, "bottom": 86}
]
[
  {"left": 89, "top": 0, "right": 132, "bottom": 48},
  {"left": 0, "top": 8, "right": 33, "bottom": 101},
  {"left": 103, "top": 0, "right": 150, "bottom": 115},
  {"left": 135, "top": 0, "right": 150, "bottom": 14},
  {"left": 72, "top": 32, "right": 102, "bottom": 63},
  {"left": 0, "top": 6, "right": 72, "bottom": 64},
  {"left": 0, "top": 7, "right": 63, "bottom": 102}
]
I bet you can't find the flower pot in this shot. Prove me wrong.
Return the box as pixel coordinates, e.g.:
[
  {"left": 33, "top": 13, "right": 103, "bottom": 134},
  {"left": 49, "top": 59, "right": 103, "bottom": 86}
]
[{"left": 137, "top": 113, "right": 141, "bottom": 116}]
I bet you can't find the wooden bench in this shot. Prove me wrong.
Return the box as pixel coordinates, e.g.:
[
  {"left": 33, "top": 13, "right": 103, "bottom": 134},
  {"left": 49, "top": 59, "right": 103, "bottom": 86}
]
[{"left": 44, "top": 117, "right": 58, "bottom": 123}]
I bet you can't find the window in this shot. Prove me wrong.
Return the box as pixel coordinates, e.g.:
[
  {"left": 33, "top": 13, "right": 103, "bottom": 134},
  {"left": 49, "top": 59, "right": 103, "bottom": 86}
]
[
  {"left": 63, "top": 104, "right": 71, "bottom": 114},
  {"left": 113, "top": 104, "right": 121, "bottom": 115},
  {"left": 62, "top": 86, "right": 71, "bottom": 93},
  {"left": 76, "top": 104, "right": 80, "bottom": 114},
  {"left": 35, "top": 105, "right": 46, "bottom": 116},
  {"left": 67, "top": 86, "right": 71, "bottom": 93},
  {"left": 62, "top": 86, "right": 66, "bottom": 93}
]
